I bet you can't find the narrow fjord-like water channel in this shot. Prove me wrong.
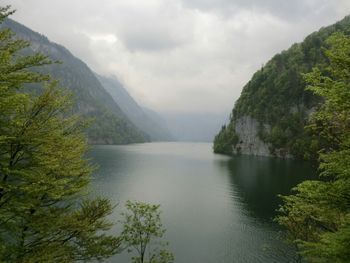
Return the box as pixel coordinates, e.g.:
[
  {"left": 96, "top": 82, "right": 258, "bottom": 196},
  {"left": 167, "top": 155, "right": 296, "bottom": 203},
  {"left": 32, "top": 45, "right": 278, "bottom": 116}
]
[{"left": 90, "top": 142, "right": 316, "bottom": 263}]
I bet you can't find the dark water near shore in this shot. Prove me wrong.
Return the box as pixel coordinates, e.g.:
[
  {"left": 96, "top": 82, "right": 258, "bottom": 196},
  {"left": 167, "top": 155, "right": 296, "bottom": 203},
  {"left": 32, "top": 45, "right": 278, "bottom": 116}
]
[{"left": 90, "top": 142, "right": 317, "bottom": 263}]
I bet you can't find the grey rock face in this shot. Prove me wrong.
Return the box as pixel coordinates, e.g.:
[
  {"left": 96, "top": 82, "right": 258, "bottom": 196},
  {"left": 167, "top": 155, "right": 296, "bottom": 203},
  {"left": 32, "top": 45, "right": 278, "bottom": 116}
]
[{"left": 233, "top": 116, "right": 272, "bottom": 157}]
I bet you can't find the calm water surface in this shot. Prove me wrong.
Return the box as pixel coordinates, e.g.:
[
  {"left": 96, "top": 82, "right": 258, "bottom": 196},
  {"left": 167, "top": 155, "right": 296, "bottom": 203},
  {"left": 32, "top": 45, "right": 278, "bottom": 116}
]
[{"left": 90, "top": 142, "right": 317, "bottom": 263}]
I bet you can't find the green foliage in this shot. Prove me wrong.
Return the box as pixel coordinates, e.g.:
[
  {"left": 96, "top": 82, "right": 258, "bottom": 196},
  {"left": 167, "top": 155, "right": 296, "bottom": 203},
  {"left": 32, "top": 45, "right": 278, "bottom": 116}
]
[
  {"left": 213, "top": 123, "right": 239, "bottom": 154},
  {"left": 277, "top": 33, "right": 350, "bottom": 262},
  {"left": 120, "top": 201, "right": 174, "bottom": 263},
  {"left": 0, "top": 7, "right": 120, "bottom": 261},
  {"left": 214, "top": 16, "right": 350, "bottom": 158}
]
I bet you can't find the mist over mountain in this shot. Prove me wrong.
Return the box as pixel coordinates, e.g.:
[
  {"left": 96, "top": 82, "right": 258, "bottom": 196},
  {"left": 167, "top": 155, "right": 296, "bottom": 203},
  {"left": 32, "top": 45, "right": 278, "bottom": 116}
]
[
  {"left": 161, "top": 112, "right": 229, "bottom": 142},
  {"left": 96, "top": 75, "right": 174, "bottom": 141},
  {"left": 2, "top": 18, "right": 147, "bottom": 144}
]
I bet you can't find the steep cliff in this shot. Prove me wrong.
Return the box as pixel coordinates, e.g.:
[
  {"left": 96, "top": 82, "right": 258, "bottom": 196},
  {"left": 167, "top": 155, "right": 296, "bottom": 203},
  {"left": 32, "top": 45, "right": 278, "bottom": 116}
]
[
  {"left": 214, "top": 15, "right": 350, "bottom": 159},
  {"left": 232, "top": 116, "right": 272, "bottom": 157},
  {"left": 2, "top": 19, "right": 148, "bottom": 144}
]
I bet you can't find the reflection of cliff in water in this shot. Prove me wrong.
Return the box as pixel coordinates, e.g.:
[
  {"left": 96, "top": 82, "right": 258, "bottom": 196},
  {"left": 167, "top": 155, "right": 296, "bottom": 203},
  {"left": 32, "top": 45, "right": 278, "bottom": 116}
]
[{"left": 216, "top": 155, "right": 318, "bottom": 222}]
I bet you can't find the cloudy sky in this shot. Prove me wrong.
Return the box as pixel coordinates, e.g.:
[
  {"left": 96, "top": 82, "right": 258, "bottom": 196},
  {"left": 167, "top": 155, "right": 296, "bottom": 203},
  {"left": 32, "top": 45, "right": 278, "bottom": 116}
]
[{"left": 5, "top": 0, "right": 350, "bottom": 115}]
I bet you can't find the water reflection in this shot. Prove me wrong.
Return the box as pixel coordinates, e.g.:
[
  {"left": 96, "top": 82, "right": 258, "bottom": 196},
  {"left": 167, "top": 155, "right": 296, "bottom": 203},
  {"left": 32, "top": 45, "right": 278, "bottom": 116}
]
[{"left": 216, "top": 155, "right": 318, "bottom": 221}]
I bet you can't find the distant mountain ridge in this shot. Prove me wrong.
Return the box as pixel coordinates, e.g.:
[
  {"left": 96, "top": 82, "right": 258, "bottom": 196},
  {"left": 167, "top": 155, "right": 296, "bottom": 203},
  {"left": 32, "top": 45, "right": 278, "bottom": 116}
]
[
  {"left": 96, "top": 74, "right": 174, "bottom": 141},
  {"left": 3, "top": 18, "right": 148, "bottom": 144},
  {"left": 214, "top": 15, "right": 350, "bottom": 159}
]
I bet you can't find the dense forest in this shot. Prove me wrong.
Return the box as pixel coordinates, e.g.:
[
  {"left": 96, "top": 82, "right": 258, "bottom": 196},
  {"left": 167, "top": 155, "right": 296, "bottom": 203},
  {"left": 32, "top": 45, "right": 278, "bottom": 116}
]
[{"left": 214, "top": 15, "right": 350, "bottom": 160}]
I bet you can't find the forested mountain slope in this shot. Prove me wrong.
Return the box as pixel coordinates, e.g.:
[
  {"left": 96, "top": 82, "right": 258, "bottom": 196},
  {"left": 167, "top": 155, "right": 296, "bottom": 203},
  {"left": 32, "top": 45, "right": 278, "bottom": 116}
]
[
  {"left": 96, "top": 75, "right": 174, "bottom": 141},
  {"left": 2, "top": 19, "right": 148, "bottom": 144},
  {"left": 214, "top": 15, "right": 350, "bottom": 159}
]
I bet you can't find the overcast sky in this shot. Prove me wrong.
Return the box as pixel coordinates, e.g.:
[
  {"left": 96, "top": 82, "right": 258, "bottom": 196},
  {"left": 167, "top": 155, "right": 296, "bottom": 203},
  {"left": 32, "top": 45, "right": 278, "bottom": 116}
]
[{"left": 5, "top": 0, "right": 350, "bottom": 114}]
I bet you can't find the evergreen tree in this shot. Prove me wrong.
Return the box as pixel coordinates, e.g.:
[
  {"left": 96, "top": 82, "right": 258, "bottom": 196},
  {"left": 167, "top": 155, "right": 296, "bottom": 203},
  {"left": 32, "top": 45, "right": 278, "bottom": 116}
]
[
  {"left": 0, "top": 6, "right": 120, "bottom": 262},
  {"left": 277, "top": 33, "right": 350, "bottom": 262}
]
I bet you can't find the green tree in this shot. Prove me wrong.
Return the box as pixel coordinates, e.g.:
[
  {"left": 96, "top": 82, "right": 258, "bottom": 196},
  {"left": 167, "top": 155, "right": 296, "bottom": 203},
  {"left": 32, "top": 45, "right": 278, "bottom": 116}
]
[
  {"left": 120, "top": 201, "right": 174, "bottom": 263},
  {"left": 0, "top": 6, "right": 120, "bottom": 262},
  {"left": 277, "top": 33, "right": 350, "bottom": 262},
  {"left": 213, "top": 123, "right": 239, "bottom": 154}
]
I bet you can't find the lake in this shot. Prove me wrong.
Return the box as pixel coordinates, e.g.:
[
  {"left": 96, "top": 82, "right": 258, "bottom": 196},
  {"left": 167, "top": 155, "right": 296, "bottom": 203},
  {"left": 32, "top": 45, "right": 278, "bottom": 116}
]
[{"left": 90, "top": 142, "right": 317, "bottom": 263}]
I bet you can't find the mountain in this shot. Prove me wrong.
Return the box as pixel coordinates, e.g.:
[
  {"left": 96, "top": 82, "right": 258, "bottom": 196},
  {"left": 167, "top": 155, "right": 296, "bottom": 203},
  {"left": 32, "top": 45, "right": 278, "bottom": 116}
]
[
  {"left": 96, "top": 74, "right": 173, "bottom": 141},
  {"left": 2, "top": 19, "right": 148, "bottom": 144},
  {"left": 141, "top": 107, "right": 174, "bottom": 141},
  {"left": 162, "top": 112, "right": 228, "bottom": 142},
  {"left": 213, "top": 15, "right": 350, "bottom": 159}
]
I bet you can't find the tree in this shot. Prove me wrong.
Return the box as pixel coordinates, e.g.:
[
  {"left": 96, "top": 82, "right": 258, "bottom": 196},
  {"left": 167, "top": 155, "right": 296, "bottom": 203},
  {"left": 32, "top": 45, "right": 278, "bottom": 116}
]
[
  {"left": 277, "top": 32, "right": 350, "bottom": 262},
  {"left": 213, "top": 123, "right": 239, "bottom": 154},
  {"left": 0, "top": 6, "right": 120, "bottom": 262},
  {"left": 120, "top": 201, "right": 174, "bottom": 263}
]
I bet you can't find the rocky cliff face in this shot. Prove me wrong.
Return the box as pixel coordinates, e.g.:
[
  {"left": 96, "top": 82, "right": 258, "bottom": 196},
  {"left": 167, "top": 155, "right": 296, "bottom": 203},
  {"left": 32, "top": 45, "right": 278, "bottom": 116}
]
[
  {"left": 232, "top": 116, "right": 271, "bottom": 157},
  {"left": 232, "top": 115, "right": 294, "bottom": 158}
]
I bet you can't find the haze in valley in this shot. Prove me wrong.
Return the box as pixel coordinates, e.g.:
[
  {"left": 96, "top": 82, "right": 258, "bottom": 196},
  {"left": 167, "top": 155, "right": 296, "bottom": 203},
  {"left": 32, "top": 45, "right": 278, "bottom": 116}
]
[{"left": 7, "top": 0, "right": 350, "bottom": 141}]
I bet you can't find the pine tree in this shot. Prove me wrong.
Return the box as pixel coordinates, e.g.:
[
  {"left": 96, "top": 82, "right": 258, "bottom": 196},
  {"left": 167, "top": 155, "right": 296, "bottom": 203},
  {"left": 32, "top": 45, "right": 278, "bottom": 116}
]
[
  {"left": 277, "top": 33, "right": 350, "bottom": 263},
  {"left": 0, "top": 6, "right": 120, "bottom": 262}
]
